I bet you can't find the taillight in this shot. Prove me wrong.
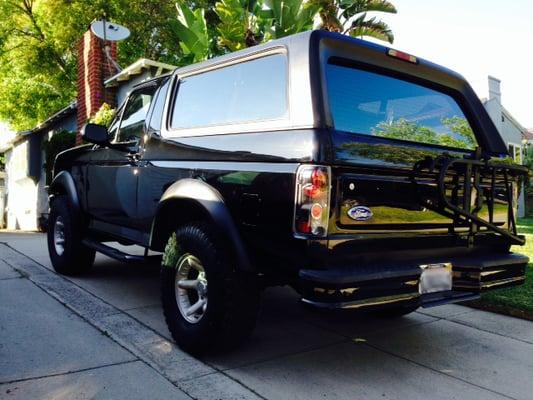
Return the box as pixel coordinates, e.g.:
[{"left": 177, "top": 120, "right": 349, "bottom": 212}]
[
  {"left": 294, "top": 165, "right": 331, "bottom": 237},
  {"left": 386, "top": 48, "right": 418, "bottom": 64}
]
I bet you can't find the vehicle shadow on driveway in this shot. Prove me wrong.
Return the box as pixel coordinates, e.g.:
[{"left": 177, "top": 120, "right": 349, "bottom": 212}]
[
  {"left": 67, "top": 253, "right": 442, "bottom": 369},
  {"left": 84, "top": 259, "right": 533, "bottom": 400}
]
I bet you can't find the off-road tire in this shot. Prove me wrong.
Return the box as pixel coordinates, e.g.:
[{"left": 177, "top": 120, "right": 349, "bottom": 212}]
[
  {"left": 47, "top": 196, "right": 95, "bottom": 275},
  {"left": 161, "top": 222, "right": 259, "bottom": 354}
]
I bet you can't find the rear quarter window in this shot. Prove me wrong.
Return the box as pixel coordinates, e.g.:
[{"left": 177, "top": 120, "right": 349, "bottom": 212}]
[
  {"left": 170, "top": 53, "right": 287, "bottom": 130},
  {"left": 326, "top": 60, "right": 477, "bottom": 150}
]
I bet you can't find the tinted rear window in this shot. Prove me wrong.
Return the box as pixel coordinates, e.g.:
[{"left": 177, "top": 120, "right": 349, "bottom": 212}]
[
  {"left": 326, "top": 60, "right": 477, "bottom": 150},
  {"left": 171, "top": 53, "right": 287, "bottom": 129}
]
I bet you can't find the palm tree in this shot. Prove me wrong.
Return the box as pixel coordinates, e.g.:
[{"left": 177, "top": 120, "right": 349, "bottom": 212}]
[
  {"left": 215, "top": 0, "right": 320, "bottom": 51},
  {"left": 214, "top": 0, "right": 269, "bottom": 51},
  {"left": 262, "top": 0, "right": 321, "bottom": 40},
  {"left": 312, "top": 0, "right": 397, "bottom": 43},
  {"left": 171, "top": 2, "right": 210, "bottom": 62}
]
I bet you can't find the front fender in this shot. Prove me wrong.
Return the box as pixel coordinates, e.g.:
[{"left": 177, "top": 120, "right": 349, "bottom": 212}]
[
  {"left": 48, "top": 171, "right": 80, "bottom": 216},
  {"left": 150, "top": 179, "right": 252, "bottom": 271}
]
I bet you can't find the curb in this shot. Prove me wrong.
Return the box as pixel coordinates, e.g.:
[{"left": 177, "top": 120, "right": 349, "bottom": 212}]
[{"left": 0, "top": 243, "right": 264, "bottom": 400}]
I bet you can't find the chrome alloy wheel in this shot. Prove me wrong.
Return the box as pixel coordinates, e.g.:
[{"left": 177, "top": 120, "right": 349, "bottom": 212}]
[
  {"left": 53, "top": 216, "right": 66, "bottom": 256},
  {"left": 175, "top": 254, "right": 208, "bottom": 323}
]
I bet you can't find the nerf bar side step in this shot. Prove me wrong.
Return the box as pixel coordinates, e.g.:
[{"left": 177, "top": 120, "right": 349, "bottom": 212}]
[{"left": 82, "top": 239, "right": 162, "bottom": 264}]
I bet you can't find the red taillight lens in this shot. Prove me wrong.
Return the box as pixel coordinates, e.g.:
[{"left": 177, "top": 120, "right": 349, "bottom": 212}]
[
  {"left": 302, "top": 168, "right": 328, "bottom": 198},
  {"left": 310, "top": 203, "right": 323, "bottom": 219},
  {"left": 311, "top": 168, "right": 327, "bottom": 188},
  {"left": 297, "top": 220, "right": 312, "bottom": 233},
  {"left": 294, "top": 165, "right": 331, "bottom": 237},
  {"left": 386, "top": 48, "right": 418, "bottom": 64},
  {"left": 303, "top": 184, "right": 321, "bottom": 198}
]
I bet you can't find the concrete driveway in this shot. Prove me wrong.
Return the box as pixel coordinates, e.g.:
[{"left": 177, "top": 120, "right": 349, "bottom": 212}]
[{"left": 1, "top": 232, "right": 533, "bottom": 400}]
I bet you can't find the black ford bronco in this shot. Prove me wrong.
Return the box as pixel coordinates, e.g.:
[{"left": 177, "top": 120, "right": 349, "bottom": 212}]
[{"left": 48, "top": 30, "right": 528, "bottom": 353}]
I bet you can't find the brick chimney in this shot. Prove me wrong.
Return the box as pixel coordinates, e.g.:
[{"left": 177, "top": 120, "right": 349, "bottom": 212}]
[
  {"left": 76, "top": 30, "right": 117, "bottom": 144},
  {"left": 487, "top": 75, "right": 503, "bottom": 134},
  {"left": 488, "top": 75, "right": 501, "bottom": 104}
]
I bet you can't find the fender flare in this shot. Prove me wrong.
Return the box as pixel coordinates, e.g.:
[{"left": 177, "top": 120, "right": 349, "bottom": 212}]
[
  {"left": 150, "top": 179, "right": 252, "bottom": 272},
  {"left": 48, "top": 171, "right": 81, "bottom": 216}
]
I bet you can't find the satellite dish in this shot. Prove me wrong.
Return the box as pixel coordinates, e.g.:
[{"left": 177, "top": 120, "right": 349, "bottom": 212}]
[
  {"left": 90, "top": 20, "right": 130, "bottom": 42},
  {"left": 90, "top": 19, "right": 129, "bottom": 72}
]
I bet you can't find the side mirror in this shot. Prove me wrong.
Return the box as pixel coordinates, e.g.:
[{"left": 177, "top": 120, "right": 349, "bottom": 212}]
[{"left": 82, "top": 123, "right": 109, "bottom": 146}]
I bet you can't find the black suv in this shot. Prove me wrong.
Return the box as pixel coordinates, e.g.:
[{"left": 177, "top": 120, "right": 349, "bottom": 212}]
[{"left": 48, "top": 31, "right": 528, "bottom": 353}]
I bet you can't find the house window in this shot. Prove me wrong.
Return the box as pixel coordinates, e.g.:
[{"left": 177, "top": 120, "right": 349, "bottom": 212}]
[{"left": 508, "top": 143, "right": 522, "bottom": 163}]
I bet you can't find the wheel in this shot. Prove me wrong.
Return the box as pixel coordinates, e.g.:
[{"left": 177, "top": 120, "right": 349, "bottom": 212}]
[
  {"left": 47, "top": 196, "right": 95, "bottom": 275},
  {"left": 160, "top": 222, "right": 259, "bottom": 354}
]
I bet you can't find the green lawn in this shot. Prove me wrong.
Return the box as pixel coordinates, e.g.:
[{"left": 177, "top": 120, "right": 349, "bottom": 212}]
[{"left": 476, "top": 218, "right": 533, "bottom": 317}]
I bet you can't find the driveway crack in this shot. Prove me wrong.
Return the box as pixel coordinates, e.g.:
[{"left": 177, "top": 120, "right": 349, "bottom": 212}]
[{"left": 0, "top": 360, "right": 138, "bottom": 385}]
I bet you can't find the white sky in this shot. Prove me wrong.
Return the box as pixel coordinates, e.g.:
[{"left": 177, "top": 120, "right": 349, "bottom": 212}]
[
  {"left": 370, "top": 0, "right": 533, "bottom": 129},
  {"left": 0, "top": 122, "right": 15, "bottom": 147}
]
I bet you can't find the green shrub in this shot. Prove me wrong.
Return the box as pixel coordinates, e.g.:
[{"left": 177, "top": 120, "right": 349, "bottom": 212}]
[{"left": 89, "top": 103, "right": 115, "bottom": 127}]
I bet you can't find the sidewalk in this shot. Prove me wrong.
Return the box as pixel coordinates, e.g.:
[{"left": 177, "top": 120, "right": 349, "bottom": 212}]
[
  {"left": 2, "top": 233, "right": 533, "bottom": 400},
  {"left": 0, "top": 257, "right": 189, "bottom": 399},
  {"left": 0, "top": 241, "right": 260, "bottom": 399}
]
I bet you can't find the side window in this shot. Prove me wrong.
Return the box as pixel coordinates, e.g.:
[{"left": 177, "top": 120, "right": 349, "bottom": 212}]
[
  {"left": 116, "top": 88, "right": 156, "bottom": 143},
  {"left": 148, "top": 79, "right": 170, "bottom": 132},
  {"left": 170, "top": 53, "right": 287, "bottom": 130}
]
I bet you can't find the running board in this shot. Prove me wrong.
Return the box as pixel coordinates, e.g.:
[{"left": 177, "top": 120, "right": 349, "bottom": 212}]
[{"left": 82, "top": 239, "right": 161, "bottom": 264}]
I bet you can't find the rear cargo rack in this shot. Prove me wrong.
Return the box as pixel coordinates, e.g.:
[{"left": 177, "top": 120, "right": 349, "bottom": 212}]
[{"left": 411, "top": 150, "right": 528, "bottom": 245}]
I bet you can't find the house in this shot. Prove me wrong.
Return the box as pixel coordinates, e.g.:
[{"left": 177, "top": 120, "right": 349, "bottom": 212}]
[
  {"left": 0, "top": 28, "right": 175, "bottom": 231},
  {"left": 1, "top": 102, "right": 77, "bottom": 230},
  {"left": 522, "top": 129, "right": 533, "bottom": 146},
  {"left": 104, "top": 58, "right": 176, "bottom": 106},
  {"left": 482, "top": 76, "right": 528, "bottom": 217},
  {"left": 483, "top": 76, "right": 527, "bottom": 162},
  {"left": 0, "top": 123, "right": 15, "bottom": 228}
]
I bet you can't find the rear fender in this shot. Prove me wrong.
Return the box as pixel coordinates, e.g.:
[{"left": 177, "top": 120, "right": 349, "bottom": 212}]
[{"left": 150, "top": 179, "right": 252, "bottom": 272}]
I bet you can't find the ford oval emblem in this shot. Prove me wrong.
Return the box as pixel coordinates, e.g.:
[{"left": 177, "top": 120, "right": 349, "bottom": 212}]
[{"left": 347, "top": 206, "right": 373, "bottom": 221}]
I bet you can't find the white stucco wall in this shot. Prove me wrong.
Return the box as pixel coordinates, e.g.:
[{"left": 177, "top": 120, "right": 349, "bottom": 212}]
[
  {"left": 486, "top": 98, "right": 524, "bottom": 152},
  {"left": 0, "top": 172, "right": 5, "bottom": 229},
  {"left": 4, "top": 142, "right": 42, "bottom": 231},
  {"left": 483, "top": 79, "right": 526, "bottom": 217}
]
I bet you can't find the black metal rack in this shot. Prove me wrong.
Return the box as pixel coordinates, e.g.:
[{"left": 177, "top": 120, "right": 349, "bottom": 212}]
[{"left": 411, "top": 150, "right": 528, "bottom": 246}]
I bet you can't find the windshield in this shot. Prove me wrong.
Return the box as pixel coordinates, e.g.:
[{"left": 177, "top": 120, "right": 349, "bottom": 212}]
[{"left": 325, "top": 60, "right": 477, "bottom": 150}]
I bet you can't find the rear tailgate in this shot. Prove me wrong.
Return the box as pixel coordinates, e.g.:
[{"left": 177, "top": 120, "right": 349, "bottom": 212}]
[
  {"left": 331, "top": 137, "right": 521, "bottom": 233},
  {"left": 319, "top": 39, "right": 525, "bottom": 242}
]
